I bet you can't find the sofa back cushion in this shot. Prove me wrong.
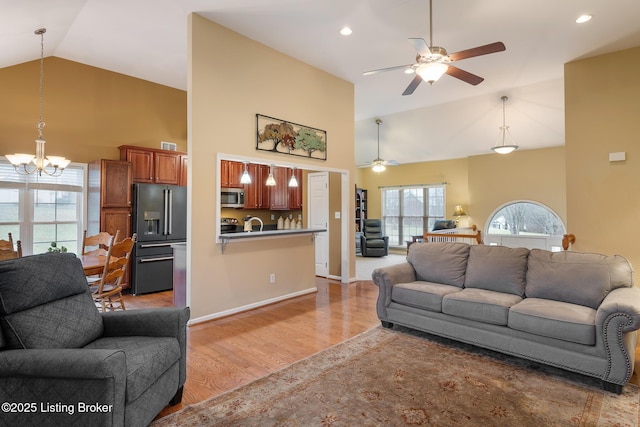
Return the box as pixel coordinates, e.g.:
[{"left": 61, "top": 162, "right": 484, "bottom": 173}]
[
  {"left": 0, "top": 253, "right": 104, "bottom": 349},
  {"left": 526, "top": 249, "right": 633, "bottom": 309},
  {"left": 407, "top": 242, "right": 470, "bottom": 287},
  {"left": 465, "top": 245, "right": 529, "bottom": 296}
]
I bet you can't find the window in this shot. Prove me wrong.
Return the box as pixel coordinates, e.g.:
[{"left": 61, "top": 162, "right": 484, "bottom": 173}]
[
  {"left": 0, "top": 160, "right": 86, "bottom": 255},
  {"left": 381, "top": 185, "right": 445, "bottom": 247}
]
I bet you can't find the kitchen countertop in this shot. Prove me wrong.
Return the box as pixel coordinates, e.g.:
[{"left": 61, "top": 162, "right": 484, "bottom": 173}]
[{"left": 218, "top": 227, "right": 327, "bottom": 252}]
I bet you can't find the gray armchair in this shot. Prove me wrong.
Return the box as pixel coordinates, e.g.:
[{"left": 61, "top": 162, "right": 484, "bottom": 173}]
[
  {"left": 0, "top": 252, "right": 190, "bottom": 427},
  {"left": 360, "top": 219, "right": 389, "bottom": 257}
]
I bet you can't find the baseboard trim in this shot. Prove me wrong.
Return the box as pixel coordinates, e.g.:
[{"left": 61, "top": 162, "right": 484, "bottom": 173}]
[{"left": 188, "top": 287, "right": 318, "bottom": 325}]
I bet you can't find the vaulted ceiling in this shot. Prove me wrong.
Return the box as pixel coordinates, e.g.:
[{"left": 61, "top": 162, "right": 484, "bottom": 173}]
[{"left": 3, "top": 0, "right": 640, "bottom": 165}]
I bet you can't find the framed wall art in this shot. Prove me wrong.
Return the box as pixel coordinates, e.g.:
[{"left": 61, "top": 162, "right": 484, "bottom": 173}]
[{"left": 256, "top": 114, "right": 327, "bottom": 160}]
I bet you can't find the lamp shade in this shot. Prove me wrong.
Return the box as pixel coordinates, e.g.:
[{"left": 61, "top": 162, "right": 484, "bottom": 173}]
[{"left": 453, "top": 205, "right": 467, "bottom": 217}]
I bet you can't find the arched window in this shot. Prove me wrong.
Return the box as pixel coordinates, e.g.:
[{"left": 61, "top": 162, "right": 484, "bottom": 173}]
[{"left": 485, "top": 201, "right": 566, "bottom": 251}]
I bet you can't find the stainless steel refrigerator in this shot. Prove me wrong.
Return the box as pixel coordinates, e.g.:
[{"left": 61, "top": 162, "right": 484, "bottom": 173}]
[{"left": 131, "top": 183, "right": 187, "bottom": 295}]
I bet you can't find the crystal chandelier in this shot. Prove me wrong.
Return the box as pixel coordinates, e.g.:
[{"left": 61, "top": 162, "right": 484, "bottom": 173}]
[{"left": 5, "top": 28, "right": 70, "bottom": 176}]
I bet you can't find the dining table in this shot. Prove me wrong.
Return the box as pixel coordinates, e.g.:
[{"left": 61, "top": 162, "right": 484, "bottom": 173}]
[{"left": 79, "top": 253, "right": 108, "bottom": 276}]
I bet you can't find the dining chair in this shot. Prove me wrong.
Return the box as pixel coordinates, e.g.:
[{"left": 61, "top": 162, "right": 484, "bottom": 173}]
[
  {"left": 81, "top": 230, "right": 120, "bottom": 257},
  {"left": 0, "top": 232, "right": 14, "bottom": 251},
  {"left": 90, "top": 233, "right": 136, "bottom": 312},
  {"left": 0, "top": 240, "right": 22, "bottom": 260}
]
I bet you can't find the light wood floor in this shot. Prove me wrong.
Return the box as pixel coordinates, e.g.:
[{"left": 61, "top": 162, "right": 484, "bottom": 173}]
[
  {"left": 123, "top": 277, "right": 640, "bottom": 421},
  {"left": 123, "top": 277, "right": 380, "bottom": 419}
]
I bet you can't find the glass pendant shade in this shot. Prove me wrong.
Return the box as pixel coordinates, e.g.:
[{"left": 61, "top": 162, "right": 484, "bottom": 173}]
[
  {"left": 240, "top": 162, "right": 252, "bottom": 184},
  {"left": 372, "top": 161, "right": 386, "bottom": 173},
  {"left": 288, "top": 168, "right": 298, "bottom": 187},
  {"left": 416, "top": 62, "right": 448, "bottom": 83},
  {"left": 491, "top": 96, "right": 519, "bottom": 154},
  {"left": 265, "top": 165, "right": 276, "bottom": 186}
]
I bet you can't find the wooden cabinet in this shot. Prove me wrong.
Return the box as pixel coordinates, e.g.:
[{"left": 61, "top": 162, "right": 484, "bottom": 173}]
[
  {"left": 180, "top": 155, "right": 188, "bottom": 186},
  {"left": 355, "top": 187, "right": 367, "bottom": 232},
  {"left": 118, "top": 145, "right": 186, "bottom": 186},
  {"left": 220, "top": 160, "right": 244, "bottom": 188},
  {"left": 244, "top": 163, "right": 269, "bottom": 209},
  {"left": 288, "top": 168, "right": 303, "bottom": 209},
  {"left": 88, "top": 159, "right": 133, "bottom": 288},
  {"left": 269, "top": 166, "right": 290, "bottom": 210}
]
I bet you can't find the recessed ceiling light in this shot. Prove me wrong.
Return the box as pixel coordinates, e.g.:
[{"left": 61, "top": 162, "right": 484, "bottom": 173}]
[
  {"left": 576, "top": 14, "right": 592, "bottom": 24},
  {"left": 340, "top": 26, "right": 352, "bottom": 36}
]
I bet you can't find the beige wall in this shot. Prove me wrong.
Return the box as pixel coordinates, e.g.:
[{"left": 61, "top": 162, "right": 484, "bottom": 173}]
[
  {"left": 565, "top": 46, "right": 640, "bottom": 268},
  {"left": 188, "top": 14, "right": 355, "bottom": 320},
  {"left": 329, "top": 172, "right": 343, "bottom": 277},
  {"left": 0, "top": 57, "right": 187, "bottom": 162}
]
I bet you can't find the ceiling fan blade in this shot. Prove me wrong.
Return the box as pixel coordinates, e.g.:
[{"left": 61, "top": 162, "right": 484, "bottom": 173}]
[
  {"left": 448, "top": 42, "right": 506, "bottom": 62},
  {"left": 402, "top": 75, "right": 423, "bottom": 96},
  {"left": 384, "top": 160, "right": 399, "bottom": 166},
  {"left": 408, "top": 38, "right": 431, "bottom": 56},
  {"left": 363, "top": 64, "right": 415, "bottom": 76},
  {"left": 446, "top": 65, "right": 484, "bottom": 85}
]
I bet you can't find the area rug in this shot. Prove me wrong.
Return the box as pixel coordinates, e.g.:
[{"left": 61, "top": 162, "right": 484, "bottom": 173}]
[{"left": 153, "top": 326, "right": 639, "bottom": 426}]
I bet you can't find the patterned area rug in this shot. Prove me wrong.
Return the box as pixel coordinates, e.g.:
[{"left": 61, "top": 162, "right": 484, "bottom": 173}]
[{"left": 153, "top": 326, "right": 639, "bottom": 426}]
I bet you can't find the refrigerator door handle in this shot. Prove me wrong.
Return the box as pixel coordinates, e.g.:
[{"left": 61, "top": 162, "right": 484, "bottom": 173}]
[
  {"left": 139, "top": 243, "right": 174, "bottom": 248},
  {"left": 163, "top": 188, "right": 169, "bottom": 235},
  {"left": 139, "top": 256, "right": 174, "bottom": 263},
  {"left": 168, "top": 189, "right": 173, "bottom": 235}
]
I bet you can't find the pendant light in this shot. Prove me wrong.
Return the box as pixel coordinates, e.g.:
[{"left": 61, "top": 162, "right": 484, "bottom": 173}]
[
  {"left": 371, "top": 118, "right": 386, "bottom": 173},
  {"left": 265, "top": 164, "right": 276, "bottom": 186},
  {"left": 240, "top": 161, "right": 252, "bottom": 184},
  {"left": 5, "top": 28, "right": 71, "bottom": 176},
  {"left": 491, "top": 95, "right": 519, "bottom": 154},
  {"left": 288, "top": 167, "right": 298, "bottom": 187}
]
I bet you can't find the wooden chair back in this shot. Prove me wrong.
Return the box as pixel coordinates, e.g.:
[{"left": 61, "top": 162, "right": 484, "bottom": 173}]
[
  {"left": 92, "top": 233, "right": 136, "bottom": 312},
  {"left": 82, "top": 230, "right": 119, "bottom": 256},
  {"left": 0, "top": 240, "right": 22, "bottom": 260},
  {"left": 0, "top": 232, "right": 15, "bottom": 251}
]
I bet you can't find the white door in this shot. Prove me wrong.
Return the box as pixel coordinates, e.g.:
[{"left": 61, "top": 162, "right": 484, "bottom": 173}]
[{"left": 308, "top": 172, "right": 329, "bottom": 277}]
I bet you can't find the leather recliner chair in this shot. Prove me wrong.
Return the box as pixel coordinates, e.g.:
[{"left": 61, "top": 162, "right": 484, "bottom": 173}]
[{"left": 360, "top": 219, "right": 389, "bottom": 257}]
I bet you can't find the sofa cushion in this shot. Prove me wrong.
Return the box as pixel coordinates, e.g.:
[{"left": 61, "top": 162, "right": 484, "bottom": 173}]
[
  {"left": 526, "top": 249, "right": 633, "bottom": 309},
  {"left": 407, "top": 242, "right": 470, "bottom": 287},
  {"left": 391, "top": 281, "right": 462, "bottom": 312},
  {"left": 0, "top": 253, "right": 104, "bottom": 349},
  {"left": 85, "top": 336, "right": 181, "bottom": 403},
  {"left": 464, "top": 245, "right": 529, "bottom": 296},
  {"left": 442, "top": 288, "right": 523, "bottom": 325},
  {"left": 508, "top": 298, "right": 596, "bottom": 345}
]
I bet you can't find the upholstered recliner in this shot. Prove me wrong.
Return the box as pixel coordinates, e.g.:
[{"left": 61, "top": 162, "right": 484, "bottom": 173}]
[
  {"left": 360, "top": 219, "right": 389, "bottom": 257},
  {"left": 0, "top": 253, "right": 190, "bottom": 427}
]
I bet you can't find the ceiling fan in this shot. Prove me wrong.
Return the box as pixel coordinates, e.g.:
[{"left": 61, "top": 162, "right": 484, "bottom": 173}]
[
  {"left": 363, "top": 0, "right": 506, "bottom": 95},
  {"left": 359, "top": 118, "right": 398, "bottom": 172}
]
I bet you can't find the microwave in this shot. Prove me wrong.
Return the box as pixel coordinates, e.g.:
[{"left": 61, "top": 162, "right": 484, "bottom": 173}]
[{"left": 221, "top": 188, "right": 245, "bottom": 208}]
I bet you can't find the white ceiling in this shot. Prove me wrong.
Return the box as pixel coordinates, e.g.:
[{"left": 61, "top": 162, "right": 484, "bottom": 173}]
[{"left": 2, "top": 0, "right": 640, "bottom": 166}]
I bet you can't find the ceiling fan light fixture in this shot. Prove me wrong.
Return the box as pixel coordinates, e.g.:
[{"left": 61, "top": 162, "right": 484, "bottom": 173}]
[
  {"left": 416, "top": 62, "right": 449, "bottom": 83},
  {"left": 491, "top": 95, "right": 519, "bottom": 155},
  {"left": 372, "top": 161, "right": 386, "bottom": 173},
  {"left": 576, "top": 14, "right": 592, "bottom": 24}
]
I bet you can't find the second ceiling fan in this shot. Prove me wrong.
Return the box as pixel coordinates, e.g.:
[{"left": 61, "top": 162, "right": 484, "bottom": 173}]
[{"left": 363, "top": 0, "right": 506, "bottom": 95}]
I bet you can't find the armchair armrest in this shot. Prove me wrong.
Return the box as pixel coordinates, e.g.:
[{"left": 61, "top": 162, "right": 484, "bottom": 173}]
[
  {"left": 0, "top": 349, "right": 127, "bottom": 425},
  {"left": 101, "top": 306, "right": 190, "bottom": 387}
]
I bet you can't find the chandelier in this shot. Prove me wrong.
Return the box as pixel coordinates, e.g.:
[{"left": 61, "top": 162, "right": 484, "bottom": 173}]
[
  {"left": 5, "top": 28, "right": 70, "bottom": 176},
  {"left": 491, "top": 95, "right": 519, "bottom": 154}
]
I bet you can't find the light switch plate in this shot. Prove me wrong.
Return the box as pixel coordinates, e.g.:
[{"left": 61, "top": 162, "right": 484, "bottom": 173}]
[
  {"left": 334, "top": 211, "right": 341, "bottom": 219},
  {"left": 609, "top": 152, "right": 626, "bottom": 162}
]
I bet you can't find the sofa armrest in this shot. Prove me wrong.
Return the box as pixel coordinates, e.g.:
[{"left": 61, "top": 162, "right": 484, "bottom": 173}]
[
  {"left": 101, "top": 306, "right": 190, "bottom": 387},
  {"left": 372, "top": 262, "right": 416, "bottom": 322},
  {"left": 596, "top": 287, "right": 640, "bottom": 332},
  {"left": 595, "top": 286, "right": 640, "bottom": 385},
  {"left": 0, "top": 349, "right": 126, "bottom": 425}
]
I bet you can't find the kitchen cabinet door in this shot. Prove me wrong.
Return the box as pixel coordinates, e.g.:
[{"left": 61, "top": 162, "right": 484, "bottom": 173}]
[
  {"left": 243, "top": 163, "right": 261, "bottom": 209},
  {"left": 100, "top": 160, "right": 132, "bottom": 208},
  {"left": 125, "top": 148, "right": 154, "bottom": 183},
  {"left": 220, "top": 160, "right": 230, "bottom": 188},
  {"left": 227, "top": 161, "right": 244, "bottom": 188},
  {"left": 288, "top": 168, "right": 303, "bottom": 209},
  {"left": 180, "top": 155, "right": 188, "bottom": 186},
  {"left": 269, "top": 166, "right": 289, "bottom": 210},
  {"left": 258, "top": 164, "right": 271, "bottom": 208},
  {"left": 154, "top": 151, "right": 181, "bottom": 185}
]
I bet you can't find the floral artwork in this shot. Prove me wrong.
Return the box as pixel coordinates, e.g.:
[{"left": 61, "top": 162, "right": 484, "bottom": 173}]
[{"left": 256, "top": 114, "right": 327, "bottom": 160}]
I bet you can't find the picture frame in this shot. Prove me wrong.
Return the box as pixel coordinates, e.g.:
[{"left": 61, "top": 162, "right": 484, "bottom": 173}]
[{"left": 256, "top": 114, "right": 327, "bottom": 160}]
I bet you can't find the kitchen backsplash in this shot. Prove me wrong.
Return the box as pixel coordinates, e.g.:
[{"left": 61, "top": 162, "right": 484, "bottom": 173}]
[{"left": 221, "top": 208, "right": 303, "bottom": 227}]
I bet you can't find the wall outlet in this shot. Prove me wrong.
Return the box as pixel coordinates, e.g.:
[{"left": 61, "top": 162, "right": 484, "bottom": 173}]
[
  {"left": 269, "top": 273, "right": 276, "bottom": 283},
  {"left": 334, "top": 211, "right": 341, "bottom": 219},
  {"left": 271, "top": 214, "right": 275, "bottom": 220}
]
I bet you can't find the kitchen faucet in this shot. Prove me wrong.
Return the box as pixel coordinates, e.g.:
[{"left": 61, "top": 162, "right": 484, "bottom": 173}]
[{"left": 243, "top": 216, "right": 264, "bottom": 232}]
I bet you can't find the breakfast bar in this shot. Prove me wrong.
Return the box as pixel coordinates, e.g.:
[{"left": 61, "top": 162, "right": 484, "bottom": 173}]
[{"left": 219, "top": 228, "right": 326, "bottom": 253}]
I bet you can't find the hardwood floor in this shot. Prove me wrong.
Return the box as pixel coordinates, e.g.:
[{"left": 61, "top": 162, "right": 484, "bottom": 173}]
[
  {"left": 123, "top": 278, "right": 381, "bottom": 419},
  {"left": 123, "top": 277, "right": 640, "bottom": 421}
]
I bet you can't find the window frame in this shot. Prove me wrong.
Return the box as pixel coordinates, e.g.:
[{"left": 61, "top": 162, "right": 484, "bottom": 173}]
[{"left": 381, "top": 184, "right": 446, "bottom": 248}]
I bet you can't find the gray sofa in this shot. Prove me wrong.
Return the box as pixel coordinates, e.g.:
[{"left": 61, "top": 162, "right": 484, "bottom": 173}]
[
  {"left": 0, "top": 252, "right": 190, "bottom": 426},
  {"left": 372, "top": 242, "right": 640, "bottom": 393}
]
